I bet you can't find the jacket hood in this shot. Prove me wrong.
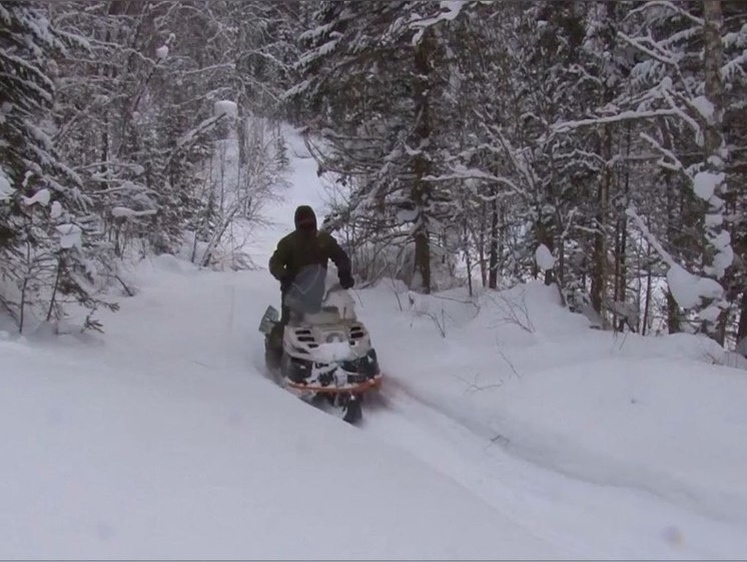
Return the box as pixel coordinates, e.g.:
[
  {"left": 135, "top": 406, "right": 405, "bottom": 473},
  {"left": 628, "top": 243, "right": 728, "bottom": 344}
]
[{"left": 294, "top": 205, "right": 317, "bottom": 232}]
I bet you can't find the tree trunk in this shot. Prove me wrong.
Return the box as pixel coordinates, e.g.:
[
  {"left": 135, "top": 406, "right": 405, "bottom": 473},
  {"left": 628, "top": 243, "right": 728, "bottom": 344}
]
[
  {"left": 737, "top": 290, "right": 747, "bottom": 344},
  {"left": 411, "top": 29, "right": 433, "bottom": 293},
  {"left": 488, "top": 196, "right": 498, "bottom": 289},
  {"left": 617, "top": 222, "right": 628, "bottom": 330},
  {"left": 642, "top": 258, "right": 652, "bottom": 336},
  {"left": 537, "top": 216, "right": 555, "bottom": 286},
  {"left": 478, "top": 202, "right": 487, "bottom": 287},
  {"left": 464, "top": 221, "right": 473, "bottom": 297},
  {"left": 591, "top": 125, "right": 611, "bottom": 322},
  {"left": 701, "top": 0, "right": 730, "bottom": 343},
  {"left": 613, "top": 222, "right": 621, "bottom": 329},
  {"left": 667, "top": 289, "right": 682, "bottom": 334}
]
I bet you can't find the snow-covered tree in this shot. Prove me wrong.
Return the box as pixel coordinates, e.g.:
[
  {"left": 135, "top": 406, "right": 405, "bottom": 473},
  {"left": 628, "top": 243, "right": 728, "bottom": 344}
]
[
  {"left": 0, "top": 1, "right": 115, "bottom": 333},
  {"left": 289, "top": 0, "right": 468, "bottom": 293},
  {"left": 608, "top": 1, "right": 737, "bottom": 342}
]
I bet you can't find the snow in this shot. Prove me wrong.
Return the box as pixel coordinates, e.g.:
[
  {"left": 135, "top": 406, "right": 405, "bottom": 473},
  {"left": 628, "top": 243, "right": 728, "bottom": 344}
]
[
  {"left": 311, "top": 340, "right": 353, "bottom": 363},
  {"left": 0, "top": 263, "right": 556, "bottom": 560},
  {"left": 3, "top": 126, "right": 747, "bottom": 559},
  {"left": 357, "top": 281, "right": 747, "bottom": 558},
  {"left": 438, "top": 1, "right": 465, "bottom": 21},
  {"left": 692, "top": 95, "right": 715, "bottom": 124},
  {"left": 22, "top": 187, "right": 50, "bottom": 207},
  {"left": 55, "top": 223, "right": 82, "bottom": 249},
  {"left": 0, "top": 165, "right": 12, "bottom": 199},
  {"left": 628, "top": 206, "right": 730, "bottom": 310},
  {"left": 214, "top": 100, "right": 238, "bottom": 120},
  {"left": 709, "top": 230, "right": 734, "bottom": 279},
  {"left": 111, "top": 206, "right": 157, "bottom": 219},
  {"left": 666, "top": 263, "right": 723, "bottom": 309},
  {"left": 155, "top": 45, "right": 168, "bottom": 59},
  {"left": 535, "top": 243, "right": 556, "bottom": 271},
  {"left": 50, "top": 200, "right": 62, "bottom": 218},
  {"left": 411, "top": 1, "right": 465, "bottom": 44},
  {"left": 693, "top": 170, "right": 724, "bottom": 202}
]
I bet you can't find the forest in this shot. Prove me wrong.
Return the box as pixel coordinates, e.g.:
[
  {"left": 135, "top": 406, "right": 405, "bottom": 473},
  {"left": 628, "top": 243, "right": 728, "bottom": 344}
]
[{"left": 1, "top": 0, "right": 745, "bottom": 350}]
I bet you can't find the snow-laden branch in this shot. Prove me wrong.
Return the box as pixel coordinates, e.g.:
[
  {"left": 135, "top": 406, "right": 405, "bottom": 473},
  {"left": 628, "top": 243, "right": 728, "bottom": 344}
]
[
  {"left": 178, "top": 63, "right": 236, "bottom": 77},
  {"left": 553, "top": 109, "right": 679, "bottom": 132},
  {"left": 111, "top": 207, "right": 157, "bottom": 219},
  {"left": 176, "top": 114, "right": 224, "bottom": 148},
  {"left": 423, "top": 166, "right": 525, "bottom": 198},
  {"left": 627, "top": 1, "right": 704, "bottom": 27},
  {"left": 618, "top": 31, "right": 677, "bottom": 67},
  {"left": 722, "top": 50, "right": 747, "bottom": 82},
  {"left": 626, "top": 207, "right": 675, "bottom": 267},
  {"left": 409, "top": 1, "right": 466, "bottom": 44},
  {"left": 627, "top": 206, "right": 724, "bottom": 317},
  {"left": 662, "top": 87, "right": 703, "bottom": 137},
  {"left": 639, "top": 132, "right": 687, "bottom": 174}
]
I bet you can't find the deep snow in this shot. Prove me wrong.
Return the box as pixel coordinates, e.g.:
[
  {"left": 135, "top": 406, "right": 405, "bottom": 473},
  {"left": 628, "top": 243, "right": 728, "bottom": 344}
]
[{"left": 2, "top": 126, "right": 747, "bottom": 559}]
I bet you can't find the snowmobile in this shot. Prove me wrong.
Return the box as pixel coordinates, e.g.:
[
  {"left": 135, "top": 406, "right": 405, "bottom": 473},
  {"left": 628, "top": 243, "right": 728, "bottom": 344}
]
[{"left": 259, "top": 264, "right": 382, "bottom": 424}]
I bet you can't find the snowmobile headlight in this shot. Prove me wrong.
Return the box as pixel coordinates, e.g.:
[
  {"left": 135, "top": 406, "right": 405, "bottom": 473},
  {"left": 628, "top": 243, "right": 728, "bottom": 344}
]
[{"left": 325, "top": 332, "right": 345, "bottom": 343}]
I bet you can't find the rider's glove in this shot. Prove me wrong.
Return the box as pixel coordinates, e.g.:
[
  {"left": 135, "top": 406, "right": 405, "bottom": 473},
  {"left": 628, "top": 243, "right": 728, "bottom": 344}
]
[{"left": 339, "top": 271, "right": 354, "bottom": 290}]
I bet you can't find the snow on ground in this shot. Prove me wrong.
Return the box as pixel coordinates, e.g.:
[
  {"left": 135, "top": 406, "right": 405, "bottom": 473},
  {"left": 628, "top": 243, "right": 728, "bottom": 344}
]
[
  {"left": 2, "top": 126, "right": 747, "bottom": 559},
  {"left": 355, "top": 281, "right": 747, "bottom": 558},
  {"left": 0, "top": 261, "right": 557, "bottom": 559}
]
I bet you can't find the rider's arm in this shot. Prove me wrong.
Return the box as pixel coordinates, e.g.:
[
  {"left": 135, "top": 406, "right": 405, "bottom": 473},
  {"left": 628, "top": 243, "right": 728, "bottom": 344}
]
[
  {"left": 269, "top": 237, "right": 291, "bottom": 281},
  {"left": 320, "top": 232, "right": 352, "bottom": 277}
]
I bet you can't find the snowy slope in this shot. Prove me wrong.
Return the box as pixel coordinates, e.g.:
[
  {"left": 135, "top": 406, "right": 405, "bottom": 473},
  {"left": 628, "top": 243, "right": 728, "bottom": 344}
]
[{"left": 2, "top": 125, "right": 747, "bottom": 559}]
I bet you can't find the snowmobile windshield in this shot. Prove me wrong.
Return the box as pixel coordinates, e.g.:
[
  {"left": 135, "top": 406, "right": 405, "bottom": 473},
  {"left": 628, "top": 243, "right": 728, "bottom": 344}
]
[{"left": 284, "top": 264, "right": 326, "bottom": 315}]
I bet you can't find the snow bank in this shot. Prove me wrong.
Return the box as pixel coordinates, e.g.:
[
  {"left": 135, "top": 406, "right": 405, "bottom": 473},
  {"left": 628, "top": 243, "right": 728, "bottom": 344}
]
[{"left": 493, "top": 357, "right": 747, "bottom": 524}]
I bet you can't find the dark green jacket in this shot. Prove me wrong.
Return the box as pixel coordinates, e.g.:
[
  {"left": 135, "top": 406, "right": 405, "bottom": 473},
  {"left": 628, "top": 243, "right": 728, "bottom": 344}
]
[{"left": 269, "top": 230, "right": 351, "bottom": 285}]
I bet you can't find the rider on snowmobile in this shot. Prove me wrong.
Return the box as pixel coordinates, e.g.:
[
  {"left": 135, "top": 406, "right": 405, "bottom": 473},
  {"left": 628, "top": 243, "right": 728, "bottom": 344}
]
[{"left": 267, "top": 205, "right": 354, "bottom": 362}]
